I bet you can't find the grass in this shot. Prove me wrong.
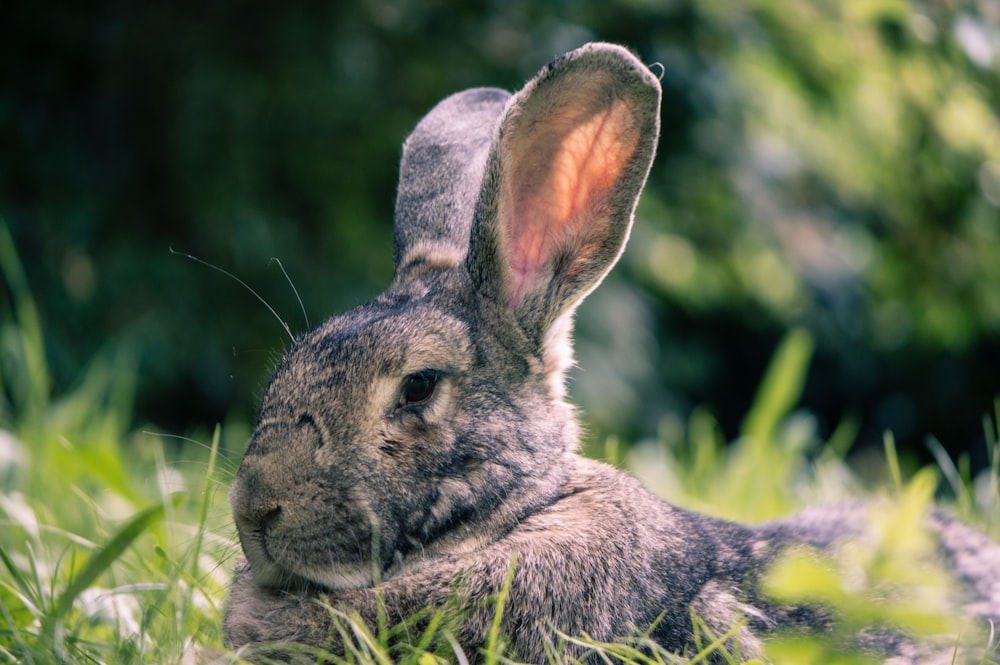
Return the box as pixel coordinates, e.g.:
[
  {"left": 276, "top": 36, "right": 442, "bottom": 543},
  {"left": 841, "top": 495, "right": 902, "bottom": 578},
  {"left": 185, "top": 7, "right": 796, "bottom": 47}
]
[
  {"left": 0, "top": 226, "right": 237, "bottom": 664},
  {"left": 1, "top": 223, "right": 999, "bottom": 664}
]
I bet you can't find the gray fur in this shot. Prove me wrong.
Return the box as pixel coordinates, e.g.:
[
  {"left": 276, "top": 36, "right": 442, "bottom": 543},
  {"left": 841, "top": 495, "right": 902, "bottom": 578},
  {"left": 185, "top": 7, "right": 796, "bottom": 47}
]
[
  {"left": 224, "top": 43, "right": 1000, "bottom": 663},
  {"left": 393, "top": 87, "right": 509, "bottom": 282}
]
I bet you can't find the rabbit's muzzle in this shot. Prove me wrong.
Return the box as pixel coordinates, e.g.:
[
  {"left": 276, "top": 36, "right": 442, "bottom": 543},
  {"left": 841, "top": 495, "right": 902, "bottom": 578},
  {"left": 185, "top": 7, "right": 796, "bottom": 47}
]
[{"left": 230, "top": 416, "right": 387, "bottom": 591}]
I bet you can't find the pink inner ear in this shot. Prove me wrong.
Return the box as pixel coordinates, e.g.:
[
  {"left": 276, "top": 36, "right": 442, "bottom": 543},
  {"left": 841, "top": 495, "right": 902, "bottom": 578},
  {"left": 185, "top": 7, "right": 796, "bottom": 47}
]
[{"left": 505, "top": 99, "right": 639, "bottom": 307}]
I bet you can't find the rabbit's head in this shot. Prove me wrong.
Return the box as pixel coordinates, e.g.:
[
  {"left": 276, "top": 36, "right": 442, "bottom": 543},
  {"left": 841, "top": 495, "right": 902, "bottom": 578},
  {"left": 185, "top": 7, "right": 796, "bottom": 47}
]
[{"left": 229, "top": 43, "right": 662, "bottom": 591}]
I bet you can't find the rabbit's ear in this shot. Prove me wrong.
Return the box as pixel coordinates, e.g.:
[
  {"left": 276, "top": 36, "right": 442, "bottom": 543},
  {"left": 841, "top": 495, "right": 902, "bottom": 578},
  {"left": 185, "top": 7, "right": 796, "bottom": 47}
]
[
  {"left": 392, "top": 88, "right": 511, "bottom": 285},
  {"left": 467, "top": 43, "right": 661, "bottom": 340}
]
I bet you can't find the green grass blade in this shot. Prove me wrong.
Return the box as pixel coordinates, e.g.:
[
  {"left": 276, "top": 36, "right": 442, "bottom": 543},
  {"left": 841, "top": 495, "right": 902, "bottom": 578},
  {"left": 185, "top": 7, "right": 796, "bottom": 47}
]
[
  {"left": 884, "top": 431, "right": 903, "bottom": 492},
  {"left": 0, "top": 595, "right": 36, "bottom": 665},
  {"left": 926, "top": 436, "right": 967, "bottom": 508},
  {"left": 25, "top": 543, "right": 50, "bottom": 616},
  {"left": 0, "top": 223, "right": 50, "bottom": 421},
  {"left": 410, "top": 607, "right": 445, "bottom": 654},
  {"left": 40, "top": 495, "right": 183, "bottom": 640},
  {"left": 190, "top": 424, "right": 221, "bottom": 580},
  {"left": 986, "top": 399, "right": 1000, "bottom": 535},
  {"left": 484, "top": 555, "right": 516, "bottom": 665},
  {"left": 741, "top": 328, "right": 814, "bottom": 448},
  {"left": 825, "top": 412, "right": 860, "bottom": 459},
  {"left": 0, "top": 544, "right": 41, "bottom": 612}
]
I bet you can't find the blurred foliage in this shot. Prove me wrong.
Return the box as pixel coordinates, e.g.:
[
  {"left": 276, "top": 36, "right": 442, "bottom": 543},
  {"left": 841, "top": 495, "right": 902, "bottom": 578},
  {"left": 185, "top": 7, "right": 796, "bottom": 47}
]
[
  {"left": 0, "top": 225, "right": 232, "bottom": 664},
  {"left": 1, "top": 1, "right": 998, "bottom": 466}
]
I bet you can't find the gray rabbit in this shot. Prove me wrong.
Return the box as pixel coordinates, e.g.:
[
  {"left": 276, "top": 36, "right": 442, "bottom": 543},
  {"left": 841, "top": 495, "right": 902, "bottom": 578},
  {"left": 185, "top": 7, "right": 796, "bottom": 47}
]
[{"left": 223, "top": 43, "right": 1000, "bottom": 663}]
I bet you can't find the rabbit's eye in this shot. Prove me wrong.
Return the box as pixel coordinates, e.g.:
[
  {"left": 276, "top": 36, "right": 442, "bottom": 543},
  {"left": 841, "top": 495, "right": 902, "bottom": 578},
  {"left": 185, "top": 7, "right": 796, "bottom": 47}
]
[{"left": 399, "top": 370, "right": 439, "bottom": 407}]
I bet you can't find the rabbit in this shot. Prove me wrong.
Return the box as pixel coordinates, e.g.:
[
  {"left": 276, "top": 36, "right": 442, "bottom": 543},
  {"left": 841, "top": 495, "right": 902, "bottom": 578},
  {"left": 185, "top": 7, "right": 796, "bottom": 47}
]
[{"left": 223, "top": 42, "right": 1000, "bottom": 664}]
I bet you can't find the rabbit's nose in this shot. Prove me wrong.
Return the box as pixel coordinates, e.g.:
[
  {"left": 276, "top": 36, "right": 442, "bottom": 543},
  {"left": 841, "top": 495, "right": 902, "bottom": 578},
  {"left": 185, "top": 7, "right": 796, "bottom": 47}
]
[
  {"left": 230, "top": 416, "right": 322, "bottom": 523},
  {"left": 229, "top": 462, "right": 282, "bottom": 529}
]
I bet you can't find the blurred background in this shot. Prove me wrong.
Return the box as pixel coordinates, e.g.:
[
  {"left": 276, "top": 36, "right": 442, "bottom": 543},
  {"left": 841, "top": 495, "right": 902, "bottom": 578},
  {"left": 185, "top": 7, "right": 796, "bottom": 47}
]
[{"left": 2, "top": 0, "right": 998, "bottom": 473}]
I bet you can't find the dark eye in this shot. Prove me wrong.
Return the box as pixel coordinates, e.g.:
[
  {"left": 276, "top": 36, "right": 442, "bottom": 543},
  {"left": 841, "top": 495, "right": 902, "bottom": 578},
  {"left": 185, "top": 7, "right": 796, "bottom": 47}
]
[{"left": 398, "top": 370, "right": 440, "bottom": 408}]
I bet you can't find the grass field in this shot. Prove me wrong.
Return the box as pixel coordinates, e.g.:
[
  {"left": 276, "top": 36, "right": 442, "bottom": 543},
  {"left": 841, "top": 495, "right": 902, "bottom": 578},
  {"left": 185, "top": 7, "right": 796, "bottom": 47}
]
[{"left": 2, "top": 225, "right": 999, "bottom": 663}]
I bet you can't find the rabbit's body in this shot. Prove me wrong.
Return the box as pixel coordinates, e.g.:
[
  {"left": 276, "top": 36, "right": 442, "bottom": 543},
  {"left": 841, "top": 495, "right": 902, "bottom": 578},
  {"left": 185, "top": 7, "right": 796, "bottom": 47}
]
[
  {"left": 226, "top": 455, "right": 795, "bottom": 657},
  {"left": 224, "top": 43, "right": 1000, "bottom": 663}
]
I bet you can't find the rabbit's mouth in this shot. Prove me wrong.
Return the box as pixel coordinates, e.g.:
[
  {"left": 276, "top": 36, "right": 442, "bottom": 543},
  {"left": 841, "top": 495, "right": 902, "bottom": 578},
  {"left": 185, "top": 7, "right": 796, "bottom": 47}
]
[
  {"left": 285, "top": 560, "right": 377, "bottom": 591},
  {"left": 240, "top": 525, "right": 382, "bottom": 592}
]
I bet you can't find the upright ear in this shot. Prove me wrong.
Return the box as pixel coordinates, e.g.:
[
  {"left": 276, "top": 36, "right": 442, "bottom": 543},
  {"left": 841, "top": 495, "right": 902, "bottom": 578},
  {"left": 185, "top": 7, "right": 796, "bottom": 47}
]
[
  {"left": 467, "top": 43, "right": 661, "bottom": 340},
  {"left": 392, "top": 88, "right": 511, "bottom": 285}
]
